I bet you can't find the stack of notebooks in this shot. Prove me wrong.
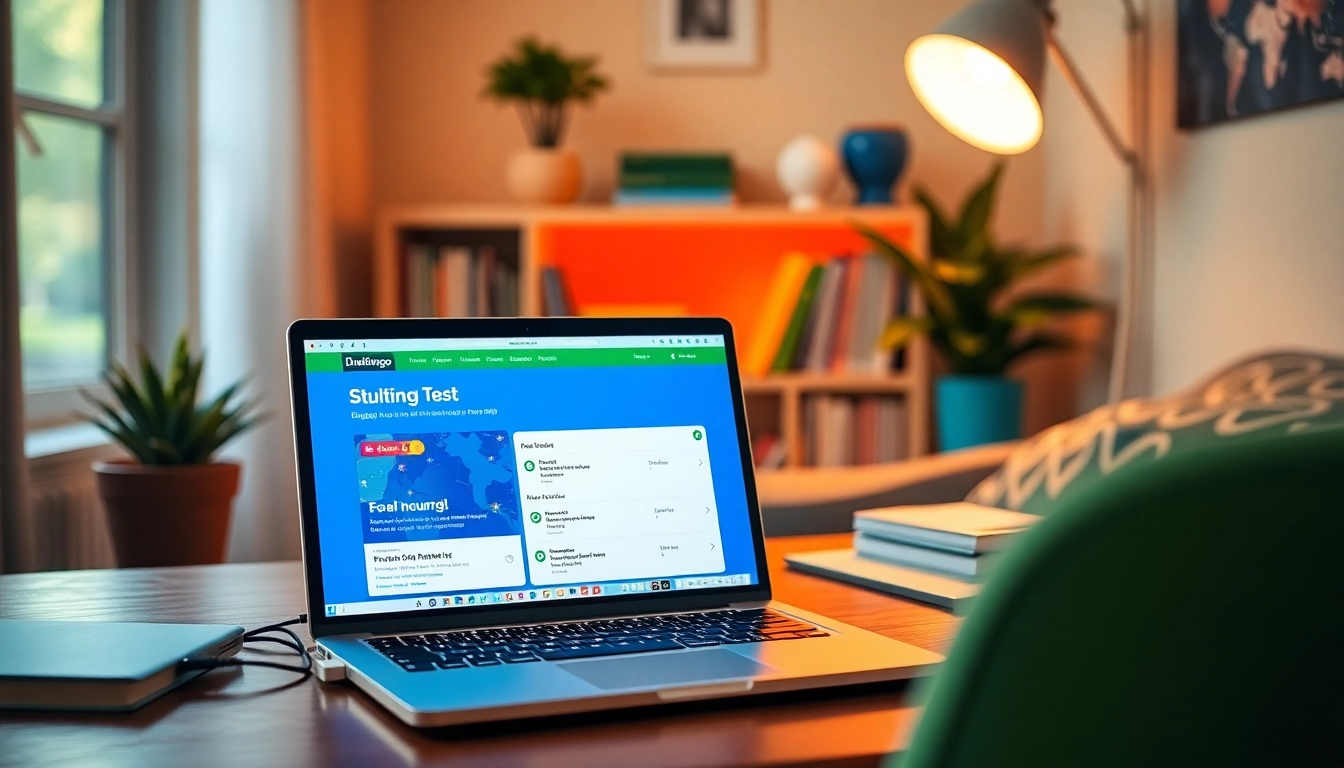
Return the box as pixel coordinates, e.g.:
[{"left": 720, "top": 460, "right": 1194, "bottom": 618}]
[
  {"left": 403, "top": 243, "right": 520, "bottom": 318},
  {"left": 613, "top": 153, "right": 735, "bottom": 207},
  {"left": 740, "top": 252, "right": 905, "bottom": 378},
  {"left": 785, "top": 503, "right": 1040, "bottom": 612}
]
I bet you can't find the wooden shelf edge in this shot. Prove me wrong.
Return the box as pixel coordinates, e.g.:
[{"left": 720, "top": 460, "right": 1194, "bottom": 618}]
[{"left": 377, "top": 203, "right": 922, "bottom": 229}]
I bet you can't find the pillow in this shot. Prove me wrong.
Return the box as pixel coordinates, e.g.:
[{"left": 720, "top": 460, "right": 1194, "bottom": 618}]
[{"left": 968, "top": 351, "right": 1344, "bottom": 514}]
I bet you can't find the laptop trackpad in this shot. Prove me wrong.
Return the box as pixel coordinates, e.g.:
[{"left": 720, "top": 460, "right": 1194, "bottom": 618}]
[{"left": 559, "top": 650, "right": 768, "bottom": 691}]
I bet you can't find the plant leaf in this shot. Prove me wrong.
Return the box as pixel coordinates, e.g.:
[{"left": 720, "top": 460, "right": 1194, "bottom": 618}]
[
  {"left": 913, "top": 187, "right": 959, "bottom": 257},
  {"left": 1005, "top": 332, "right": 1074, "bottom": 366},
  {"left": 931, "top": 258, "right": 986, "bottom": 285},
  {"left": 138, "top": 347, "right": 169, "bottom": 433},
  {"left": 852, "top": 221, "right": 957, "bottom": 323},
  {"left": 1004, "top": 245, "right": 1082, "bottom": 278},
  {"left": 1002, "top": 292, "right": 1097, "bottom": 328},
  {"left": 958, "top": 161, "right": 1004, "bottom": 245},
  {"left": 878, "top": 317, "right": 933, "bottom": 351},
  {"left": 949, "top": 330, "right": 988, "bottom": 358},
  {"left": 105, "top": 363, "right": 156, "bottom": 434}
]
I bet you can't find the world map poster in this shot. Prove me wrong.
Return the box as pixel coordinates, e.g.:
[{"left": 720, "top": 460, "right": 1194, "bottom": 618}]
[{"left": 1178, "top": 0, "right": 1344, "bottom": 126}]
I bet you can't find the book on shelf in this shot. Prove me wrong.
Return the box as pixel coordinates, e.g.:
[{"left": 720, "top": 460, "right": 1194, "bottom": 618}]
[
  {"left": 749, "top": 252, "right": 904, "bottom": 377},
  {"left": 541, "top": 266, "right": 573, "bottom": 317},
  {"left": 801, "top": 394, "right": 908, "bottom": 467},
  {"left": 614, "top": 152, "right": 735, "bottom": 207},
  {"left": 751, "top": 432, "right": 788, "bottom": 471},
  {"left": 770, "top": 264, "right": 823, "bottom": 372},
  {"left": 402, "top": 242, "right": 518, "bottom": 318},
  {"left": 742, "top": 253, "right": 814, "bottom": 377},
  {"left": 612, "top": 189, "right": 736, "bottom": 207},
  {"left": 853, "top": 503, "right": 1040, "bottom": 556}
]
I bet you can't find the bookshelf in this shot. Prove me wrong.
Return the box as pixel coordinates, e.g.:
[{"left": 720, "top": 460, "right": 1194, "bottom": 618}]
[{"left": 373, "top": 204, "right": 930, "bottom": 468}]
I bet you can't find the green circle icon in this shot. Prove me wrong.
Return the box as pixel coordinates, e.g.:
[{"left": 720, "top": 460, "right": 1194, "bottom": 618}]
[
  {"left": 692, "top": 429, "right": 703, "bottom": 441},
  {"left": 534, "top": 550, "right": 546, "bottom": 562},
  {"left": 524, "top": 460, "right": 536, "bottom": 471},
  {"left": 530, "top": 511, "right": 542, "bottom": 524}
]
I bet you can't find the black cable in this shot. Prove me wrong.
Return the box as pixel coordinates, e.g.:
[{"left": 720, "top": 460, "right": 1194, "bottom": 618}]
[{"left": 179, "top": 614, "right": 313, "bottom": 679}]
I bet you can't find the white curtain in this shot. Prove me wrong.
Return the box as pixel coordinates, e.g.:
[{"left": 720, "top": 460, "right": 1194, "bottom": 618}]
[
  {"left": 1, "top": 0, "right": 35, "bottom": 573},
  {"left": 198, "top": 0, "right": 304, "bottom": 561}
]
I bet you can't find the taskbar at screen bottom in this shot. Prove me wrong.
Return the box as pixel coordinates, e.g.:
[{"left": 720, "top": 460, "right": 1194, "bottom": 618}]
[{"left": 325, "top": 573, "right": 754, "bottom": 618}]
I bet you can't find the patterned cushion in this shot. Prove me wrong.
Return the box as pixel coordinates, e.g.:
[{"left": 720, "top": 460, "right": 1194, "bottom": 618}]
[{"left": 968, "top": 351, "right": 1344, "bottom": 514}]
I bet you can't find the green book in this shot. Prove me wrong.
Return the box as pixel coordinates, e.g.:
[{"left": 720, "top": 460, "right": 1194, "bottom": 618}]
[
  {"left": 620, "top": 153, "right": 733, "bottom": 176},
  {"left": 771, "top": 264, "right": 824, "bottom": 372},
  {"left": 619, "top": 172, "right": 735, "bottom": 190}
]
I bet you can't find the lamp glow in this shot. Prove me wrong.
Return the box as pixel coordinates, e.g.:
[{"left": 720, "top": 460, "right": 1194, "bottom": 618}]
[{"left": 906, "top": 34, "right": 1043, "bottom": 155}]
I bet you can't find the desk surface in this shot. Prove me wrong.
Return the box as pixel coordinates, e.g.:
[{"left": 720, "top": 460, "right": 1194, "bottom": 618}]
[{"left": 0, "top": 534, "right": 960, "bottom": 768}]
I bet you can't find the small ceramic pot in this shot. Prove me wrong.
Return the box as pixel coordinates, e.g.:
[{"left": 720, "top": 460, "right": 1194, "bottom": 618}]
[
  {"left": 506, "top": 147, "right": 583, "bottom": 204},
  {"left": 840, "top": 126, "right": 909, "bottom": 205}
]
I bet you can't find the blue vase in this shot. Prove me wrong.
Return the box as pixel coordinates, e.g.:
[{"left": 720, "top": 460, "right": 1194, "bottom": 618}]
[
  {"left": 935, "top": 375, "right": 1023, "bottom": 451},
  {"left": 840, "top": 127, "right": 908, "bottom": 205}
]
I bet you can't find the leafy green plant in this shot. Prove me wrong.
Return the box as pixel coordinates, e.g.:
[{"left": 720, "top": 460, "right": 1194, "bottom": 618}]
[
  {"left": 483, "top": 36, "right": 609, "bottom": 148},
  {"left": 853, "top": 162, "right": 1097, "bottom": 376},
  {"left": 80, "top": 332, "right": 262, "bottom": 465}
]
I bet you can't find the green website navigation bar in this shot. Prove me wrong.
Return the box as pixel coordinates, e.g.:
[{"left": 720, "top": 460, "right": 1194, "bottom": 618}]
[{"left": 306, "top": 346, "right": 727, "bottom": 373}]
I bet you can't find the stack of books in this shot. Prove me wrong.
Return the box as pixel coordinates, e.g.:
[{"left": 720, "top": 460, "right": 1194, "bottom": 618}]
[
  {"left": 785, "top": 503, "right": 1040, "bottom": 612},
  {"left": 741, "top": 253, "right": 905, "bottom": 378},
  {"left": 403, "top": 243, "right": 520, "bottom": 318},
  {"left": 613, "top": 153, "right": 735, "bottom": 207}
]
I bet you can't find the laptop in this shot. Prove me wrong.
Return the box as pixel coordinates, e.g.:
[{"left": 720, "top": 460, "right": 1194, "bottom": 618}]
[{"left": 287, "top": 317, "right": 942, "bottom": 727}]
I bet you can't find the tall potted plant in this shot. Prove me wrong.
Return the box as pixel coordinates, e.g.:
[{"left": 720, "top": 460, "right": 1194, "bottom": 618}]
[
  {"left": 82, "top": 333, "right": 261, "bottom": 567},
  {"left": 484, "top": 36, "right": 609, "bottom": 205},
  {"left": 854, "top": 162, "right": 1096, "bottom": 450}
]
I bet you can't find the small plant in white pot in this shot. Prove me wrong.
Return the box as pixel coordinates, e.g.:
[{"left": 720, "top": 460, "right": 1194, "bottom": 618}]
[
  {"left": 82, "top": 333, "right": 261, "bottom": 567},
  {"left": 484, "top": 36, "right": 609, "bottom": 204}
]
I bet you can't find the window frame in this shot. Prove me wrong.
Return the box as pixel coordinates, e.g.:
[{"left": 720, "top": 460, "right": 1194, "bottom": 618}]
[{"left": 14, "top": 0, "right": 135, "bottom": 429}]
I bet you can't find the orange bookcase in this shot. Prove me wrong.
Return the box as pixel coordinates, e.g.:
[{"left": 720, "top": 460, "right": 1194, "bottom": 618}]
[{"left": 373, "top": 204, "right": 930, "bottom": 465}]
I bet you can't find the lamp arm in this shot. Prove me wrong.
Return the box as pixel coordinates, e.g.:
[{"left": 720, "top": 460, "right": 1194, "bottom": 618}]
[{"left": 1044, "top": 27, "right": 1138, "bottom": 169}]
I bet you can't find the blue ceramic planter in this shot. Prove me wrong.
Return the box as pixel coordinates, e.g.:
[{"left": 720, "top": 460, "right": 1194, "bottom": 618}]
[
  {"left": 936, "top": 375, "right": 1023, "bottom": 451},
  {"left": 840, "top": 127, "right": 908, "bottom": 205}
]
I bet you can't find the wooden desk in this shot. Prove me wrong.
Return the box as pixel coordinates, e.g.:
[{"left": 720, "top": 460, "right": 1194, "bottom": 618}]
[{"left": 0, "top": 534, "right": 959, "bottom": 767}]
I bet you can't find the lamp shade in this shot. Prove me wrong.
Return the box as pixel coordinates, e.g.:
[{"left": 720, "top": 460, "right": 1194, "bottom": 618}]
[{"left": 906, "top": 0, "right": 1048, "bottom": 154}]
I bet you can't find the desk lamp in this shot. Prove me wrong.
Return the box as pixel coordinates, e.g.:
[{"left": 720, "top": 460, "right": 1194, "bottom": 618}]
[{"left": 905, "top": 0, "right": 1149, "bottom": 402}]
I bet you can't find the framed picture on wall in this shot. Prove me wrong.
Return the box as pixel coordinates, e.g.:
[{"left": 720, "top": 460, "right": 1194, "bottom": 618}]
[
  {"left": 1177, "top": 0, "right": 1344, "bottom": 127},
  {"left": 645, "top": 0, "right": 761, "bottom": 71}
]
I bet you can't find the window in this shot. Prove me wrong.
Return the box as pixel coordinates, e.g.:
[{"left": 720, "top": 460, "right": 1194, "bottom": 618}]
[{"left": 12, "top": 0, "right": 125, "bottom": 424}]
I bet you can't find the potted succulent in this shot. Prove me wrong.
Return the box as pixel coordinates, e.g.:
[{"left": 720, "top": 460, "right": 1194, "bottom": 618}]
[
  {"left": 82, "top": 333, "right": 261, "bottom": 567},
  {"left": 854, "top": 162, "right": 1096, "bottom": 450},
  {"left": 483, "top": 36, "right": 609, "bottom": 204}
]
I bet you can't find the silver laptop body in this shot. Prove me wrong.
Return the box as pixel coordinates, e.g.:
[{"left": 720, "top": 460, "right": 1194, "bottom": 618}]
[{"left": 287, "top": 317, "right": 942, "bottom": 727}]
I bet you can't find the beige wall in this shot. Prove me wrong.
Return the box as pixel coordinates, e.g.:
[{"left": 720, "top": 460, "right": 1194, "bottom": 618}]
[
  {"left": 367, "top": 0, "right": 1046, "bottom": 242},
  {"left": 1046, "top": 0, "right": 1344, "bottom": 396},
  {"left": 304, "top": 0, "right": 374, "bottom": 317}
]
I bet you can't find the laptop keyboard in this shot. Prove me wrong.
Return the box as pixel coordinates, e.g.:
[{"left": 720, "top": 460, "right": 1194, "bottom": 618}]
[{"left": 365, "top": 608, "right": 828, "bottom": 672}]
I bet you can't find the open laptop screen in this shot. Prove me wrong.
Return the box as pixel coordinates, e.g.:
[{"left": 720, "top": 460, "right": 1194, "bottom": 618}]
[{"left": 299, "top": 332, "right": 759, "bottom": 619}]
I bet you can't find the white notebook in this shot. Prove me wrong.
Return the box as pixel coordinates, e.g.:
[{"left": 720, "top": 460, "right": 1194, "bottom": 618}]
[
  {"left": 854, "top": 502, "right": 1040, "bottom": 555},
  {"left": 785, "top": 548, "right": 980, "bottom": 612}
]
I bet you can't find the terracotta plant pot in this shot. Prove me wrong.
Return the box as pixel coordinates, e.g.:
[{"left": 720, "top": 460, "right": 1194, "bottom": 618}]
[
  {"left": 93, "top": 460, "right": 241, "bottom": 567},
  {"left": 506, "top": 147, "right": 582, "bottom": 204}
]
